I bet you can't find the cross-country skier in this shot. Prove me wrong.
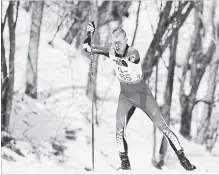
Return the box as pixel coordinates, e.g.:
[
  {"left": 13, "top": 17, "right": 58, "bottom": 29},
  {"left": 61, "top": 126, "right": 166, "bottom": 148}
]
[{"left": 83, "top": 22, "right": 196, "bottom": 171}]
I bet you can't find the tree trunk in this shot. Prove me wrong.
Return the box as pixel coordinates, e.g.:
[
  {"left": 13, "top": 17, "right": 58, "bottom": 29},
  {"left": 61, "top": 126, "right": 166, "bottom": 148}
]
[
  {"left": 156, "top": 33, "right": 178, "bottom": 168},
  {"left": 205, "top": 103, "right": 219, "bottom": 152},
  {"left": 1, "top": 30, "right": 8, "bottom": 128},
  {"left": 1, "top": 32, "right": 8, "bottom": 86},
  {"left": 179, "top": 2, "right": 216, "bottom": 139},
  {"left": 204, "top": 0, "right": 219, "bottom": 151},
  {"left": 152, "top": 57, "right": 158, "bottom": 166},
  {"left": 25, "top": 1, "right": 44, "bottom": 99},
  {"left": 1, "top": 2, "right": 9, "bottom": 92},
  {"left": 2, "top": 2, "right": 16, "bottom": 129},
  {"left": 180, "top": 46, "right": 216, "bottom": 139},
  {"left": 63, "top": 1, "right": 90, "bottom": 45},
  {"left": 63, "top": 19, "right": 80, "bottom": 45},
  {"left": 196, "top": 45, "right": 219, "bottom": 146},
  {"left": 180, "top": 100, "right": 194, "bottom": 139}
]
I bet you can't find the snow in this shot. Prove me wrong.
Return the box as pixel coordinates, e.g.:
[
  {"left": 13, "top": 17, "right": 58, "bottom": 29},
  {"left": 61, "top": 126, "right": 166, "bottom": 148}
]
[{"left": 1, "top": 1, "right": 219, "bottom": 174}]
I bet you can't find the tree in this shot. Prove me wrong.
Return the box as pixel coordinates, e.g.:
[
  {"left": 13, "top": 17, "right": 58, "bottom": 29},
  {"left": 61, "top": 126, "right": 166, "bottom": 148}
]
[
  {"left": 196, "top": 47, "right": 219, "bottom": 151},
  {"left": 155, "top": 33, "right": 178, "bottom": 169},
  {"left": 195, "top": 0, "right": 219, "bottom": 150},
  {"left": 179, "top": 2, "right": 216, "bottom": 139},
  {"left": 25, "top": 1, "right": 44, "bottom": 99},
  {"left": 1, "top": 2, "right": 19, "bottom": 130},
  {"left": 142, "top": 1, "right": 194, "bottom": 80}
]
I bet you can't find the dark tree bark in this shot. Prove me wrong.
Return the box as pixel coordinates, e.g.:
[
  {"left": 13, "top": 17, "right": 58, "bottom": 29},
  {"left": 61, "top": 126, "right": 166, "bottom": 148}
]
[
  {"left": 1, "top": 2, "right": 17, "bottom": 129},
  {"left": 63, "top": 1, "right": 89, "bottom": 45},
  {"left": 25, "top": 1, "right": 44, "bottom": 99},
  {"left": 195, "top": 1, "right": 219, "bottom": 150},
  {"left": 152, "top": 54, "right": 158, "bottom": 166},
  {"left": 155, "top": 33, "right": 178, "bottom": 169},
  {"left": 1, "top": 33, "right": 7, "bottom": 82},
  {"left": 196, "top": 47, "right": 219, "bottom": 146},
  {"left": 1, "top": 2, "right": 9, "bottom": 83},
  {"left": 142, "top": 2, "right": 194, "bottom": 80},
  {"left": 179, "top": 2, "right": 216, "bottom": 139},
  {"left": 1, "top": 20, "right": 8, "bottom": 129}
]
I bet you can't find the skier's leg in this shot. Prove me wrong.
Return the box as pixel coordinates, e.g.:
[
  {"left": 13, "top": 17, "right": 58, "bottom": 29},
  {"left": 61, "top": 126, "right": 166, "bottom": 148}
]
[
  {"left": 122, "top": 106, "right": 136, "bottom": 153},
  {"left": 116, "top": 95, "right": 135, "bottom": 170},
  {"left": 140, "top": 86, "right": 196, "bottom": 170},
  {"left": 143, "top": 91, "right": 182, "bottom": 152}
]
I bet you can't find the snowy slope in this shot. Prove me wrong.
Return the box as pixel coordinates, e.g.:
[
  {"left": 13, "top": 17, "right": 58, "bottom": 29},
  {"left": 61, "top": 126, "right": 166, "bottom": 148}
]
[{"left": 2, "top": 1, "right": 219, "bottom": 174}]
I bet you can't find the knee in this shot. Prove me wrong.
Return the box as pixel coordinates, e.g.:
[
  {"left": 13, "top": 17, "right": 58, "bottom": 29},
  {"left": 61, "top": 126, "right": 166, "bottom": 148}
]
[
  {"left": 162, "top": 127, "right": 176, "bottom": 140},
  {"left": 156, "top": 123, "right": 172, "bottom": 136}
]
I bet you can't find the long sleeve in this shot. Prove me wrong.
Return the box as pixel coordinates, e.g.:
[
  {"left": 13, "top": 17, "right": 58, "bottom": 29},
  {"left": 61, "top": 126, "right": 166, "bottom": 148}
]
[
  {"left": 90, "top": 44, "right": 111, "bottom": 57},
  {"left": 83, "top": 36, "right": 111, "bottom": 58}
]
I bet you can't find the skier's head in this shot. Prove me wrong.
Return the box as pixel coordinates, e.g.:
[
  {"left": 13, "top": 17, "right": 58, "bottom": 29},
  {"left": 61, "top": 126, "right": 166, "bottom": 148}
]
[{"left": 111, "top": 28, "right": 128, "bottom": 55}]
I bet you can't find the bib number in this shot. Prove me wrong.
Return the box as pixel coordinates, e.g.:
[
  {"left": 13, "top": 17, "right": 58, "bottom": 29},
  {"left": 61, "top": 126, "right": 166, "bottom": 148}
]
[
  {"left": 117, "top": 66, "right": 132, "bottom": 82},
  {"left": 119, "top": 73, "right": 132, "bottom": 81}
]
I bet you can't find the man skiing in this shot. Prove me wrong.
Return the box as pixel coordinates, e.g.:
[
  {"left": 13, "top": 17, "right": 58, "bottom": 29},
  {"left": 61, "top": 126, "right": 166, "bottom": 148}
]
[{"left": 83, "top": 22, "right": 196, "bottom": 171}]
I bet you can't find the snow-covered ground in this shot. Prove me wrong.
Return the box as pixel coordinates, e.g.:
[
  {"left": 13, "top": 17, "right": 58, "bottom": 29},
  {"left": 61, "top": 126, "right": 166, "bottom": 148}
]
[{"left": 1, "top": 1, "right": 219, "bottom": 174}]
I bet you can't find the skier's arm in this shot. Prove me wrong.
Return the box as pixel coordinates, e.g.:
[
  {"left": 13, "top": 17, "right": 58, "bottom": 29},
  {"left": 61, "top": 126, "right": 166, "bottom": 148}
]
[
  {"left": 82, "top": 21, "right": 110, "bottom": 57},
  {"left": 83, "top": 42, "right": 110, "bottom": 57}
]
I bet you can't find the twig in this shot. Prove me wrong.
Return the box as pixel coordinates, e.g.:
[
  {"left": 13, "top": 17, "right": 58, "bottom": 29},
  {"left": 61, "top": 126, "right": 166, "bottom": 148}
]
[
  {"left": 14, "top": 1, "right": 19, "bottom": 28},
  {"left": 131, "top": 1, "right": 141, "bottom": 47},
  {"left": 195, "top": 99, "right": 219, "bottom": 105},
  {"left": 2, "top": 3, "right": 9, "bottom": 32}
]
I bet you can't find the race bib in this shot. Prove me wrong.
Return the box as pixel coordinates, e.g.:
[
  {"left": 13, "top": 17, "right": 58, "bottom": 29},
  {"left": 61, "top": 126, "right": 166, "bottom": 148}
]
[{"left": 110, "top": 55, "right": 142, "bottom": 82}]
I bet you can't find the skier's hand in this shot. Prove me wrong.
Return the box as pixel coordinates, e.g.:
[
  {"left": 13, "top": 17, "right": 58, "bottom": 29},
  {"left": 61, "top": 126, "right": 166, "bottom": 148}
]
[
  {"left": 87, "top": 21, "right": 95, "bottom": 37},
  {"left": 83, "top": 36, "right": 92, "bottom": 52},
  {"left": 83, "top": 43, "right": 92, "bottom": 53}
]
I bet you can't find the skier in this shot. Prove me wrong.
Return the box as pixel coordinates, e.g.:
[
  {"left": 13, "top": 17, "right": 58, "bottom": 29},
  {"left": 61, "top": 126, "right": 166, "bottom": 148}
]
[{"left": 83, "top": 22, "right": 196, "bottom": 171}]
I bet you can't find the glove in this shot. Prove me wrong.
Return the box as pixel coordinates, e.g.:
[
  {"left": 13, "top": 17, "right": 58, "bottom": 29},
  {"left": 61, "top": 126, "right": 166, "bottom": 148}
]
[
  {"left": 83, "top": 36, "right": 92, "bottom": 52},
  {"left": 83, "top": 21, "right": 95, "bottom": 52},
  {"left": 83, "top": 42, "right": 92, "bottom": 53},
  {"left": 87, "top": 21, "right": 95, "bottom": 37}
]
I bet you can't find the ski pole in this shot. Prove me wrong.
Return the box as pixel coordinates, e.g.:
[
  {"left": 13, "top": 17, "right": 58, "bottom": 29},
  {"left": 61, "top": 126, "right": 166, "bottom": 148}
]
[
  {"left": 87, "top": 21, "right": 95, "bottom": 171},
  {"left": 91, "top": 52, "right": 95, "bottom": 171}
]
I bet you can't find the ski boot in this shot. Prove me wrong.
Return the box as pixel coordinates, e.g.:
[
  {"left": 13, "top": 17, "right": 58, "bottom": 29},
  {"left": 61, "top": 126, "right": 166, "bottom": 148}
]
[
  {"left": 176, "top": 149, "right": 196, "bottom": 171},
  {"left": 117, "top": 152, "right": 131, "bottom": 170}
]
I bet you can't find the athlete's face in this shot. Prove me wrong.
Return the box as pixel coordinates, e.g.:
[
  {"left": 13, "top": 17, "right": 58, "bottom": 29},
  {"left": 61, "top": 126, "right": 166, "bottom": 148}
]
[{"left": 111, "top": 33, "right": 127, "bottom": 55}]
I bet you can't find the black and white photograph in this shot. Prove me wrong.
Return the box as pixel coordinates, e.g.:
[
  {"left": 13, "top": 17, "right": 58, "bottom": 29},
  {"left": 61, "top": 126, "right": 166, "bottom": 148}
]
[{"left": 1, "top": 0, "right": 219, "bottom": 174}]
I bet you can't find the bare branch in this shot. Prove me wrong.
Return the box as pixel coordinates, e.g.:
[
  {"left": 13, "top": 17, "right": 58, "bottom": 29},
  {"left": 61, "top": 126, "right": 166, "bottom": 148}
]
[
  {"left": 195, "top": 99, "right": 219, "bottom": 105},
  {"left": 131, "top": 1, "right": 141, "bottom": 47},
  {"left": 14, "top": 1, "right": 20, "bottom": 28},
  {"left": 1, "top": 4, "right": 9, "bottom": 33}
]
